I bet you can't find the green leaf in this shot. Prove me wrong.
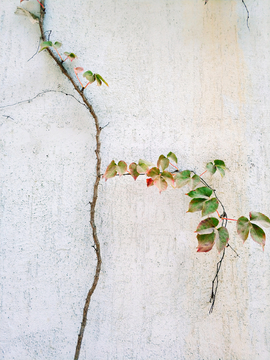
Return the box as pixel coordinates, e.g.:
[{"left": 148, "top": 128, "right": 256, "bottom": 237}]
[
  {"left": 137, "top": 159, "right": 154, "bottom": 173},
  {"left": 103, "top": 160, "right": 117, "bottom": 180},
  {"left": 64, "top": 52, "right": 77, "bottom": 61},
  {"left": 216, "top": 227, "right": 229, "bottom": 253},
  {"left": 116, "top": 161, "right": 127, "bottom": 176},
  {"left": 95, "top": 74, "right": 109, "bottom": 87},
  {"left": 174, "top": 170, "right": 191, "bottom": 188},
  {"left": 161, "top": 171, "right": 174, "bottom": 187},
  {"left": 39, "top": 41, "right": 53, "bottom": 52},
  {"left": 250, "top": 224, "right": 265, "bottom": 249},
  {"left": 190, "top": 174, "right": 201, "bottom": 190},
  {"left": 187, "top": 186, "right": 212, "bottom": 199},
  {"left": 237, "top": 216, "right": 251, "bottom": 242},
  {"left": 214, "top": 160, "right": 226, "bottom": 169},
  {"left": 187, "top": 198, "right": 206, "bottom": 213},
  {"left": 154, "top": 176, "right": 168, "bottom": 193},
  {"left": 196, "top": 217, "right": 219, "bottom": 234},
  {"left": 96, "top": 76, "right": 102, "bottom": 86},
  {"left": 147, "top": 167, "right": 160, "bottom": 180},
  {"left": 15, "top": 7, "right": 39, "bottom": 24},
  {"left": 129, "top": 163, "right": 140, "bottom": 180},
  {"left": 83, "top": 71, "right": 96, "bottom": 84},
  {"left": 197, "top": 232, "right": 216, "bottom": 252},
  {"left": 206, "top": 162, "right": 216, "bottom": 175},
  {"left": 249, "top": 212, "right": 270, "bottom": 228},
  {"left": 157, "top": 155, "right": 169, "bottom": 171},
  {"left": 216, "top": 166, "right": 225, "bottom": 177},
  {"left": 167, "top": 152, "right": 178, "bottom": 164},
  {"left": 202, "top": 198, "right": 219, "bottom": 217},
  {"left": 53, "top": 41, "right": 62, "bottom": 49}
]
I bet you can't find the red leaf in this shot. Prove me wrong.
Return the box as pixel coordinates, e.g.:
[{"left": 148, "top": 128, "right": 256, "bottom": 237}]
[{"left": 146, "top": 178, "right": 154, "bottom": 187}]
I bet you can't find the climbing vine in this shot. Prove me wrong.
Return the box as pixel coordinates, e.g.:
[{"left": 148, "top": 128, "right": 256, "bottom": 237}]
[{"left": 10, "top": 0, "right": 267, "bottom": 359}]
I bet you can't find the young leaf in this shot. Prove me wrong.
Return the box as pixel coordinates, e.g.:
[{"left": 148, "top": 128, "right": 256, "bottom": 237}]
[
  {"left": 147, "top": 167, "right": 160, "bottom": 180},
  {"left": 249, "top": 212, "right": 270, "bottom": 228},
  {"left": 161, "top": 171, "right": 174, "bottom": 187},
  {"left": 237, "top": 216, "right": 251, "bottom": 241},
  {"left": 197, "top": 232, "right": 216, "bottom": 252},
  {"left": 129, "top": 163, "right": 140, "bottom": 180},
  {"left": 206, "top": 162, "right": 216, "bottom": 175},
  {"left": 174, "top": 170, "right": 191, "bottom": 188},
  {"left": 64, "top": 52, "right": 77, "bottom": 61},
  {"left": 103, "top": 160, "right": 117, "bottom": 180},
  {"left": 95, "top": 74, "right": 109, "bottom": 87},
  {"left": 39, "top": 41, "right": 53, "bottom": 52},
  {"left": 146, "top": 178, "right": 154, "bottom": 187},
  {"left": 196, "top": 217, "right": 219, "bottom": 234},
  {"left": 116, "top": 161, "right": 127, "bottom": 176},
  {"left": 83, "top": 71, "right": 96, "bottom": 84},
  {"left": 157, "top": 155, "right": 169, "bottom": 171},
  {"left": 167, "top": 152, "right": 178, "bottom": 164},
  {"left": 202, "top": 198, "right": 219, "bottom": 217},
  {"left": 15, "top": 7, "right": 39, "bottom": 24},
  {"left": 187, "top": 198, "right": 206, "bottom": 213},
  {"left": 154, "top": 176, "right": 168, "bottom": 193},
  {"left": 250, "top": 224, "right": 266, "bottom": 249},
  {"left": 74, "top": 67, "right": 84, "bottom": 74},
  {"left": 216, "top": 166, "right": 225, "bottom": 177},
  {"left": 187, "top": 186, "right": 212, "bottom": 199},
  {"left": 190, "top": 174, "right": 201, "bottom": 190},
  {"left": 216, "top": 227, "right": 229, "bottom": 253},
  {"left": 53, "top": 41, "right": 62, "bottom": 49},
  {"left": 96, "top": 76, "right": 102, "bottom": 86}
]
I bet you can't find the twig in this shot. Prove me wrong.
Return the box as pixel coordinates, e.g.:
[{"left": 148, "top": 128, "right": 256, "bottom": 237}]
[
  {"left": 241, "top": 0, "right": 250, "bottom": 30},
  {"left": 2, "top": 115, "right": 15, "bottom": 121},
  {"left": 37, "top": 2, "right": 102, "bottom": 359},
  {"left": 0, "top": 90, "right": 87, "bottom": 109},
  {"left": 209, "top": 248, "right": 226, "bottom": 314}
]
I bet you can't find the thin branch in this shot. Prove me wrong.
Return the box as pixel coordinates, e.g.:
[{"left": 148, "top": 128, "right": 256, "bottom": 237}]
[
  {"left": 209, "top": 248, "right": 226, "bottom": 314},
  {"left": 0, "top": 90, "right": 87, "bottom": 110},
  {"left": 2, "top": 115, "right": 15, "bottom": 121},
  {"left": 241, "top": 0, "right": 250, "bottom": 30}
]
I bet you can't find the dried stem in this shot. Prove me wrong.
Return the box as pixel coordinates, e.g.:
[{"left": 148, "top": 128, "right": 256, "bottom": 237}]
[{"left": 38, "top": 2, "right": 102, "bottom": 359}]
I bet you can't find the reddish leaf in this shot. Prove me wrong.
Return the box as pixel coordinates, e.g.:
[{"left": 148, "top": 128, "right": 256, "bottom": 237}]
[
  {"left": 237, "top": 216, "right": 251, "bottom": 242},
  {"left": 74, "top": 67, "right": 84, "bottom": 74},
  {"left": 216, "top": 227, "right": 229, "bottom": 253},
  {"left": 197, "top": 232, "right": 216, "bottom": 252},
  {"left": 103, "top": 160, "right": 117, "bottom": 180},
  {"left": 187, "top": 186, "right": 212, "bottom": 199},
  {"left": 147, "top": 167, "right": 160, "bottom": 180},
  {"left": 250, "top": 224, "right": 266, "bottom": 249},
  {"left": 196, "top": 217, "right": 219, "bottom": 234},
  {"left": 154, "top": 176, "right": 168, "bottom": 193},
  {"left": 157, "top": 155, "right": 169, "bottom": 171},
  {"left": 174, "top": 170, "right": 191, "bottom": 188},
  {"left": 129, "top": 163, "right": 140, "bottom": 180},
  {"left": 187, "top": 198, "right": 206, "bottom": 213},
  {"left": 249, "top": 212, "right": 270, "bottom": 228},
  {"left": 202, "top": 198, "right": 219, "bottom": 217},
  {"left": 146, "top": 178, "right": 154, "bottom": 187}
]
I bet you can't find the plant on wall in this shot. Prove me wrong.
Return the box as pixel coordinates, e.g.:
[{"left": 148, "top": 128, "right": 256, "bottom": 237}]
[{"left": 8, "top": 0, "right": 267, "bottom": 359}]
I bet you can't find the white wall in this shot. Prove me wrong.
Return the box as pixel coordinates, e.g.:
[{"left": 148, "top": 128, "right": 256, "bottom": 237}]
[{"left": 1, "top": 0, "right": 270, "bottom": 359}]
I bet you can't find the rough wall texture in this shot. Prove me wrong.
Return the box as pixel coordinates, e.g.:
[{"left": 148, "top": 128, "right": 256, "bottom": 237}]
[{"left": 1, "top": 0, "right": 270, "bottom": 359}]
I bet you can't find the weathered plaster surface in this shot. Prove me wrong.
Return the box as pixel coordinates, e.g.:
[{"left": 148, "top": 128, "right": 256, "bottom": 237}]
[{"left": 1, "top": 0, "right": 270, "bottom": 359}]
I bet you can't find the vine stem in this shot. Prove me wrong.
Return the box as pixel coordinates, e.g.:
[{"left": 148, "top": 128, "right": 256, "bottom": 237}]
[{"left": 38, "top": 2, "right": 102, "bottom": 359}]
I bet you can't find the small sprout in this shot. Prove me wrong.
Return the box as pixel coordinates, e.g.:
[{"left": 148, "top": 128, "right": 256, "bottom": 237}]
[
  {"left": 53, "top": 41, "right": 62, "bottom": 49},
  {"left": 39, "top": 41, "right": 53, "bottom": 52},
  {"left": 74, "top": 67, "right": 84, "bottom": 87},
  {"left": 95, "top": 74, "right": 109, "bottom": 87},
  {"left": 64, "top": 52, "right": 77, "bottom": 62}
]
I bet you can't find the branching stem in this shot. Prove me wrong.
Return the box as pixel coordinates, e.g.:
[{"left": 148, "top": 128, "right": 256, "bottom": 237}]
[{"left": 38, "top": 2, "right": 102, "bottom": 359}]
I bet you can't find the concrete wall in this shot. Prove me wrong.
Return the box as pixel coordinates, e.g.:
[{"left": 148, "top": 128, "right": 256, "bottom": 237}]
[{"left": 1, "top": 0, "right": 270, "bottom": 359}]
